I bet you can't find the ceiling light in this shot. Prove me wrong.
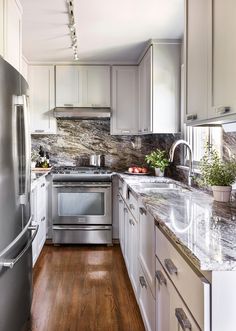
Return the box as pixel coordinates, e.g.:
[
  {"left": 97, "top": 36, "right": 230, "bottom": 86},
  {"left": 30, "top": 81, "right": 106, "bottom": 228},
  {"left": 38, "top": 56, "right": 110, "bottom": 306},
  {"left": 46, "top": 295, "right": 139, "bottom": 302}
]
[{"left": 66, "top": 0, "right": 79, "bottom": 61}]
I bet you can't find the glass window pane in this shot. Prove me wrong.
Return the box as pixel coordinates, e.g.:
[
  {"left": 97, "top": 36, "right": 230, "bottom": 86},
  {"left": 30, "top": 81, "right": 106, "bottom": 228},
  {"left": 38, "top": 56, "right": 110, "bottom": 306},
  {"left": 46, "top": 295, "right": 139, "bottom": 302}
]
[{"left": 58, "top": 192, "right": 105, "bottom": 216}]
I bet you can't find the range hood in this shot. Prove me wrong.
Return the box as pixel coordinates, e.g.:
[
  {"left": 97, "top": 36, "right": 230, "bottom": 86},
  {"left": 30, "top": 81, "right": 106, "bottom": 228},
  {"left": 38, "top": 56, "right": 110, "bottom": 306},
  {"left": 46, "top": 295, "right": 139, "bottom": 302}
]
[{"left": 53, "top": 107, "right": 111, "bottom": 119}]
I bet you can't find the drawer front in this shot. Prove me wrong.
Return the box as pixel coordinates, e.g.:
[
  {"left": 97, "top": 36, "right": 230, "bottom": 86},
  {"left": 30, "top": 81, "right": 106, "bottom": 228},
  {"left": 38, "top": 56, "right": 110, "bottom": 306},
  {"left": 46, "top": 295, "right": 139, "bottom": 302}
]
[
  {"left": 128, "top": 190, "right": 138, "bottom": 220},
  {"left": 156, "top": 258, "right": 201, "bottom": 331},
  {"left": 138, "top": 263, "right": 155, "bottom": 331},
  {"left": 53, "top": 226, "right": 112, "bottom": 244},
  {"left": 156, "top": 226, "right": 210, "bottom": 330}
]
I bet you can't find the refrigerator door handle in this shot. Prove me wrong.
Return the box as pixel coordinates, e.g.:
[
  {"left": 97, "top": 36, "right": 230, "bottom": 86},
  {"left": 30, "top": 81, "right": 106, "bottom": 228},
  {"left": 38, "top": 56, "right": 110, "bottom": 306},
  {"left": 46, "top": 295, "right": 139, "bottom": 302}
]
[{"left": 0, "top": 216, "right": 38, "bottom": 270}]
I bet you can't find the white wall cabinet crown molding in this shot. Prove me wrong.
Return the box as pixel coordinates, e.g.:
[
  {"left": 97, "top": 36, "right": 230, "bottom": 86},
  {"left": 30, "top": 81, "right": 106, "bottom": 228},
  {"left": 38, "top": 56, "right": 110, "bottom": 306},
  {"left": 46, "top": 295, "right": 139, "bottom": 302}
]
[{"left": 28, "top": 65, "right": 57, "bottom": 134}]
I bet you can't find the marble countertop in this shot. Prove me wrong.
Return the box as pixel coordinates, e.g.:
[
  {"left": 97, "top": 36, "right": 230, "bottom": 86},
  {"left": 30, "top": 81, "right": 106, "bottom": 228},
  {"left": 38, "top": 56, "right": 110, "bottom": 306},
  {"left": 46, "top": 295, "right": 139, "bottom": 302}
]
[{"left": 118, "top": 173, "right": 236, "bottom": 272}]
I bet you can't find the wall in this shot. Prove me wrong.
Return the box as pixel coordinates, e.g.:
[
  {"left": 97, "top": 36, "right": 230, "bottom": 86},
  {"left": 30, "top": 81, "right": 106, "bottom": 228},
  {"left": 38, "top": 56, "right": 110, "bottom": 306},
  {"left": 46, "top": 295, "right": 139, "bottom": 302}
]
[{"left": 31, "top": 119, "right": 181, "bottom": 171}]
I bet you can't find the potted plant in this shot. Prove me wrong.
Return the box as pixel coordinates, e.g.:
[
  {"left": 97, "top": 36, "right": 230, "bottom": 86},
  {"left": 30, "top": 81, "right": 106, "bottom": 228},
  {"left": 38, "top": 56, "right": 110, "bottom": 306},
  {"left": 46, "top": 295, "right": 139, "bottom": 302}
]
[
  {"left": 199, "top": 143, "right": 236, "bottom": 202},
  {"left": 145, "top": 149, "right": 169, "bottom": 176}
]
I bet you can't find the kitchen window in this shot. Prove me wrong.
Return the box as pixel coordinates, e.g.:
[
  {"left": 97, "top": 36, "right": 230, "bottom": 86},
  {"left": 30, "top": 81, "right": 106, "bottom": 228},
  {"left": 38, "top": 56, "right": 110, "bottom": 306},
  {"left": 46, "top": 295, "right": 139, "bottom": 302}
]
[{"left": 184, "top": 126, "right": 223, "bottom": 168}]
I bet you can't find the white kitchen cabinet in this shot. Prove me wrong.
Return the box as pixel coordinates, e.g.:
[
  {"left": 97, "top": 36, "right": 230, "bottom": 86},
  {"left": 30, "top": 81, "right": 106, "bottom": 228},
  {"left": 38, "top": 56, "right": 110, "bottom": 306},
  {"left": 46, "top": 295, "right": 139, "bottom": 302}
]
[
  {"left": 139, "top": 205, "right": 155, "bottom": 297},
  {"left": 29, "top": 65, "right": 57, "bottom": 134},
  {"left": 55, "top": 65, "right": 110, "bottom": 108},
  {"left": 139, "top": 48, "right": 152, "bottom": 134},
  {"left": 111, "top": 66, "right": 139, "bottom": 135},
  {"left": 185, "top": 0, "right": 209, "bottom": 124},
  {"left": 208, "top": 0, "right": 236, "bottom": 119},
  {"left": 138, "top": 263, "right": 156, "bottom": 331},
  {"left": 83, "top": 66, "right": 110, "bottom": 107},
  {"left": 31, "top": 177, "right": 48, "bottom": 267},
  {"left": 118, "top": 197, "right": 125, "bottom": 255},
  {"left": 156, "top": 258, "right": 201, "bottom": 331},
  {"left": 139, "top": 42, "right": 180, "bottom": 134},
  {"left": 0, "top": 0, "right": 22, "bottom": 72}
]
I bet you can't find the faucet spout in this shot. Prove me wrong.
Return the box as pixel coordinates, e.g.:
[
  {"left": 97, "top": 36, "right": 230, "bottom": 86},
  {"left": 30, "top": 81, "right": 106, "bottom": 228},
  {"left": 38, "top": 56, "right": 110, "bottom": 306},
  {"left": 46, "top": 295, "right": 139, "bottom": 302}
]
[{"left": 169, "top": 139, "right": 194, "bottom": 186}]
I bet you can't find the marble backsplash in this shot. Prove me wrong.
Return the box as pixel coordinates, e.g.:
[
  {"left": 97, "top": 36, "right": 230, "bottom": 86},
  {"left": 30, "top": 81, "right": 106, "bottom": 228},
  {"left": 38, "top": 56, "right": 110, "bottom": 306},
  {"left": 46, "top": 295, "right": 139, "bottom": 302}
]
[{"left": 31, "top": 119, "right": 181, "bottom": 171}]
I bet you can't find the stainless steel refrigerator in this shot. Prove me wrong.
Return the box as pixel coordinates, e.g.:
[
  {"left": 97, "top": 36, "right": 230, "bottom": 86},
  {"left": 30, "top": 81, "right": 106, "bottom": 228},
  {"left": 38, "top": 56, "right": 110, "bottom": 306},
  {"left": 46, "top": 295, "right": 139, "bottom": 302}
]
[{"left": 0, "top": 57, "right": 37, "bottom": 331}]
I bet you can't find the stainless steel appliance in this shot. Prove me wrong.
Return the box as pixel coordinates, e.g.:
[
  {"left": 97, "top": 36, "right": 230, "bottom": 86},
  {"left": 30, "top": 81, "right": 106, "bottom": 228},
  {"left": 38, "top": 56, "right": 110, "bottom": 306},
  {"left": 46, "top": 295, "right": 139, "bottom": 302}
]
[
  {"left": 0, "top": 57, "right": 37, "bottom": 331},
  {"left": 52, "top": 166, "right": 112, "bottom": 244}
]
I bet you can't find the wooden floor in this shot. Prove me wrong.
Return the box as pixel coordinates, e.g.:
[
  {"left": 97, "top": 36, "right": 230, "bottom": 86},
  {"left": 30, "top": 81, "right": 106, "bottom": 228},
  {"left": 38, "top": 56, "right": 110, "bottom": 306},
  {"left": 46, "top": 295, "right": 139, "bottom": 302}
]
[{"left": 29, "top": 244, "right": 145, "bottom": 331}]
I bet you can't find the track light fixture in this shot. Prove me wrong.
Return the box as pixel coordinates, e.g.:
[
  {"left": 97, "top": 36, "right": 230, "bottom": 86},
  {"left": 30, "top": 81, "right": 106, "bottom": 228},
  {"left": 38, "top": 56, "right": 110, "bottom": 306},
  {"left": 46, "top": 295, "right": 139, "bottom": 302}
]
[{"left": 66, "top": 0, "right": 79, "bottom": 60}]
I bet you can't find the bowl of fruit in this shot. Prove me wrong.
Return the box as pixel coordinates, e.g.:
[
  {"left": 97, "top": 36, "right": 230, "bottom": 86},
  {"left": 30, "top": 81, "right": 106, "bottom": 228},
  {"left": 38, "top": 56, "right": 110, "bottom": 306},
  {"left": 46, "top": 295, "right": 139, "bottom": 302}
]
[{"left": 125, "top": 166, "right": 150, "bottom": 175}]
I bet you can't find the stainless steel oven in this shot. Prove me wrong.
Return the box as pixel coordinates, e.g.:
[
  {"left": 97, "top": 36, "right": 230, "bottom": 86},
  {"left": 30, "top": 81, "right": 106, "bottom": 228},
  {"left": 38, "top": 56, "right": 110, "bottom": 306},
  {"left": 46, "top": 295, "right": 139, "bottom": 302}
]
[{"left": 52, "top": 181, "right": 112, "bottom": 244}]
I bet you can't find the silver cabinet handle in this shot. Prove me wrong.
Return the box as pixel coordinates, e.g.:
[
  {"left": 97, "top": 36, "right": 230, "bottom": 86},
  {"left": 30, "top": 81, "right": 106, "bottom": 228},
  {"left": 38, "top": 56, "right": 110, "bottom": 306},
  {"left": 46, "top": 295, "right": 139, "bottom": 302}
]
[
  {"left": 175, "top": 308, "right": 192, "bottom": 330},
  {"left": 186, "top": 114, "right": 197, "bottom": 121},
  {"left": 155, "top": 270, "right": 167, "bottom": 286},
  {"left": 64, "top": 103, "right": 74, "bottom": 107},
  {"left": 119, "top": 187, "right": 122, "bottom": 191},
  {"left": 41, "top": 216, "right": 46, "bottom": 222},
  {"left": 215, "top": 106, "right": 230, "bottom": 115},
  {"left": 124, "top": 208, "right": 128, "bottom": 213},
  {"left": 139, "top": 276, "right": 147, "bottom": 288},
  {"left": 139, "top": 207, "right": 147, "bottom": 215},
  {"left": 164, "top": 258, "right": 178, "bottom": 275},
  {"left": 129, "top": 219, "right": 132, "bottom": 225},
  {"left": 138, "top": 129, "right": 142, "bottom": 133},
  {"left": 121, "top": 130, "right": 130, "bottom": 134},
  {"left": 129, "top": 204, "right": 135, "bottom": 210},
  {"left": 34, "top": 129, "right": 45, "bottom": 133},
  {"left": 119, "top": 199, "right": 123, "bottom": 203},
  {"left": 143, "top": 128, "right": 148, "bottom": 132},
  {"left": 41, "top": 183, "right": 45, "bottom": 188}
]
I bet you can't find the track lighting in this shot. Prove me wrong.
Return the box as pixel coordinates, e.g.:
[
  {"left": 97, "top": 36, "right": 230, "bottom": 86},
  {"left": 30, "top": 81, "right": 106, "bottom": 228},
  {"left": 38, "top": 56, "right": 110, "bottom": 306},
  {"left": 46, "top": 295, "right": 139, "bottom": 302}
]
[{"left": 66, "top": 0, "right": 79, "bottom": 60}]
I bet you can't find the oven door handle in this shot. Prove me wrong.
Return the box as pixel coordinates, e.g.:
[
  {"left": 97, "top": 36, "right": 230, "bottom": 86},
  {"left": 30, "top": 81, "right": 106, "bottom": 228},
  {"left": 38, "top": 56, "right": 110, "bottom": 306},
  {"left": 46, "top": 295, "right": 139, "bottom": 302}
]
[
  {"left": 53, "top": 184, "right": 111, "bottom": 188},
  {"left": 53, "top": 226, "right": 111, "bottom": 231}
]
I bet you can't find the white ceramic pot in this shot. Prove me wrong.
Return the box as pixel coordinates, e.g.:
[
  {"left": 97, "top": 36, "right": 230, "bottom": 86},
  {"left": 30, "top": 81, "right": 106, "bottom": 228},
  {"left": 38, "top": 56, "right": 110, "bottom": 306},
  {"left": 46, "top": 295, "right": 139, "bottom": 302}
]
[
  {"left": 155, "top": 168, "right": 164, "bottom": 177},
  {"left": 212, "top": 185, "right": 232, "bottom": 202}
]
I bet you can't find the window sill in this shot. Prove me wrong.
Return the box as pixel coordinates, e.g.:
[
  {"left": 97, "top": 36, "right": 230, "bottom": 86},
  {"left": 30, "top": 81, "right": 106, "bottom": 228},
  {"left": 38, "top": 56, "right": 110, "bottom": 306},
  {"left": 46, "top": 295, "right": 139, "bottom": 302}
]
[{"left": 176, "top": 165, "right": 201, "bottom": 175}]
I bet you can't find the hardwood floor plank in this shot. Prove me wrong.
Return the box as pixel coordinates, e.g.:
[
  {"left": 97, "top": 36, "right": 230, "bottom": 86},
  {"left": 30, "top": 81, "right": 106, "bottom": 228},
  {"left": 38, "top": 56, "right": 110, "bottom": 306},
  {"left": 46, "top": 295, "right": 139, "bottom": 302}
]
[{"left": 29, "top": 245, "right": 145, "bottom": 331}]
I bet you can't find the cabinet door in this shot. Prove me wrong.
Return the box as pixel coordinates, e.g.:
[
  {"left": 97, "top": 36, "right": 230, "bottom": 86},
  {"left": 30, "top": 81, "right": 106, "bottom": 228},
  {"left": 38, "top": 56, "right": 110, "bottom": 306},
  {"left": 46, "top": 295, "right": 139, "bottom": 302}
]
[
  {"left": 139, "top": 47, "right": 152, "bottom": 134},
  {"left": 118, "top": 197, "right": 125, "bottom": 255},
  {"left": 156, "top": 258, "right": 200, "bottom": 331},
  {"left": 55, "top": 65, "right": 83, "bottom": 107},
  {"left": 83, "top": 66, "right": 110, "bottom": 107},
  {"left": 111, "top": 66, "right": 139, "bottom": 135},
  {"left": 31, "top": 186, "right": 38, "bottom": 267},
  {"left": 139, "top": 207, "right": 155, "bottom": 296},
  {"left": 29, "top": 65, "right": 56, "bottom": 134},
  {"left": 37, "top": 180, "right": 47, "bottom": 253},
  {"left": 4, "top": 0, "right": 22, "bottom": 72},
  {"left": 208, "top": 0, "right": 236, "bottom": 118},
  {"left": 130, "top": 217, "right": 139, "bottom": 295},
  {"left": 185, "top": 0, "right": 209, "bottom": 123},
  {"left": 138, "top": 263, "right": 155, "bottom": 331},
  {"left": 0, "top": 0, "right": 4, "bottom": 57}
]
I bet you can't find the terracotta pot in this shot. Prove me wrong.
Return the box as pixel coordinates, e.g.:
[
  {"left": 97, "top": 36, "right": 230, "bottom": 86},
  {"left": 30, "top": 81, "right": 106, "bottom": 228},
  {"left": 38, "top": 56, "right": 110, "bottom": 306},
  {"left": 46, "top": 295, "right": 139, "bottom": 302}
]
[
  {"left": 212, "top": 185, "right": 232, "bottom": 202},
  {"left": 155, "top": 168, "right": 164, "bottom": 177}
]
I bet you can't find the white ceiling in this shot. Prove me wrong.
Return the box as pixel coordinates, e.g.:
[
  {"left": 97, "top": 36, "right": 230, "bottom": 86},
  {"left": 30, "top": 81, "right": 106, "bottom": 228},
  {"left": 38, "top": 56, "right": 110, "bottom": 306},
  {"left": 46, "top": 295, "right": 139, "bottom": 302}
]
[{"left": 21, "top": 0, "right": 184, "bottom": 64}]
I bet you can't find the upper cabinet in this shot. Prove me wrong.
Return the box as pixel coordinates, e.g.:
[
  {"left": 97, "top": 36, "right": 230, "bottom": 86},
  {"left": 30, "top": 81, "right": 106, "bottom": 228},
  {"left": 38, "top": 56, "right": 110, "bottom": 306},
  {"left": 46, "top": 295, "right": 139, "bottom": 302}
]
[
  {"left": 28, "top": 65, "right": 57, "bottom": 134},
  {"left": 111, "top": 66, "right": 139, "bottom": 135},
  {"left": 185, "top": 0, "right": 236, "bottom": 125},
  {"left": 55, "top": 65, "right": 110, "bottom": 108},
  {"left": 0, "top": 0, "right": 22, "bottom": 73},
  {"left": 185, "top": 0, "right": 209, "bottom": 123},
  {"left": 139, "top": 42, "right": 181, "bottom": 134}
]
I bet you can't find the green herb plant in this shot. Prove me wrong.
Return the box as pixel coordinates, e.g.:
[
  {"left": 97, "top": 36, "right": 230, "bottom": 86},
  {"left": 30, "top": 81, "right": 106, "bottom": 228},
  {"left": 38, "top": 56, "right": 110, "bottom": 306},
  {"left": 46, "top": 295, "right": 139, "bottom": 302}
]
[
  {"left": 145, "top": 149, "right": 169, "bottom": 172},
  {"left": 199, "top": 143, "right": 236, "bottom": 187}
]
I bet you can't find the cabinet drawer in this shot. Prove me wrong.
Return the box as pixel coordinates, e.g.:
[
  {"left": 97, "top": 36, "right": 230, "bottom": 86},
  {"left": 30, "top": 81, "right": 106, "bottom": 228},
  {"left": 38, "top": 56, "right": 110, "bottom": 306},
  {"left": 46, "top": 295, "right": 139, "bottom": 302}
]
[
  {"left": 128, "top": 189, "right": 138, "bottom": 221},
  {"left": 138, "top": 263, "right": 155, "bottom": 331},
  {"left": 156, "top": 258, "right": 202, "bottom": 331},
  {"left": 156, "top": 226, "right": 210, "bottom": 330}
]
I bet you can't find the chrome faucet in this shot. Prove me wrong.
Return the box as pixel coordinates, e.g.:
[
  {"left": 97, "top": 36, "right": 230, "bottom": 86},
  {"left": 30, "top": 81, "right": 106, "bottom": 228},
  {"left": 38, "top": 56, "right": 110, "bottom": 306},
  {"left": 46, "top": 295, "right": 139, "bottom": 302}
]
[{"left": 169, "top": 139, "right": 194, "bottom": 186}]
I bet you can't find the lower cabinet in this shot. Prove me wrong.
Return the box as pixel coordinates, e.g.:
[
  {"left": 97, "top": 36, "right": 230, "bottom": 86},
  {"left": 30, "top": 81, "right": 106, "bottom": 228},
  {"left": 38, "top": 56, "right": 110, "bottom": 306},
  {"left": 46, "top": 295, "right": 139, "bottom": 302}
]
[
  {"left": 138, "top": 263, "right": 156, "bottom": 331},
  {"left": 31, "top": 176, "right": 48, "bottom": 266},
  {"left": 118, "top": 196, "right": 125, "bottom": 254},
  {"left": 156, "top": 258, "right": 200, "bottom": 331}
]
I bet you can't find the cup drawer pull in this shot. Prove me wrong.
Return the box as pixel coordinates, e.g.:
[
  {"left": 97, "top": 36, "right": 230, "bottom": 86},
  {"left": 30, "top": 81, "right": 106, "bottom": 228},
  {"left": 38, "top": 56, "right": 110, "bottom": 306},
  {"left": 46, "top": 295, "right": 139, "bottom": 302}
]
[
  {"left": 164, "top": 258, "right": 178, "bottom": 275},
  {"left": 175, "top": 308, "right": 192, "bottom": 330},
  {"left": 155, "top": 270, "right": 167, "bottom": 286},
  {"left": 139, "top": 276, "right": 147, "bottom": 289}
]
